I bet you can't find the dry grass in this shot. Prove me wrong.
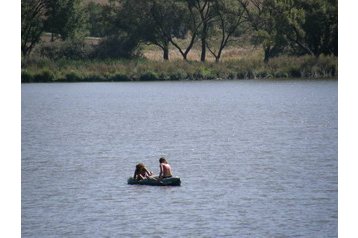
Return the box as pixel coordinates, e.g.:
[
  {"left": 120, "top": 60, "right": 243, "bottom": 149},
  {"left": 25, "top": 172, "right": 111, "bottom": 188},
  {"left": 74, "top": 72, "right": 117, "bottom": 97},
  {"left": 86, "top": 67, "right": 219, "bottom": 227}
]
[
  {"left": 40, "top": 33, "right": 262, "bottom": 62},
  {"left": 142, "top": 45, "right": 262, "bottom": 62},
  {"left": 22, "top": 54, "right": 338, "bottom": 83}
]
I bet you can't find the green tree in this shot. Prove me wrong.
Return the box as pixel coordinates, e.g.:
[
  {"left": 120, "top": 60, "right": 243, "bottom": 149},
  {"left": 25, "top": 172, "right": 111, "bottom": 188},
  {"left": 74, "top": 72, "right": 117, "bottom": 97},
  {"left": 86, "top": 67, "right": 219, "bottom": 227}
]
[
  {"left": 22, "top": 0, "right": 88, "bottom": 57},
  {"left": 118, "top": 0, "right": 191, "bottom": 60},
  {"left": 44, "top": 0, "right": 87, "bottom": 41},
  {"left": 239, "top": 0, "right": 291, "bottom": 62},
  {"left": 187, "top": 0, "right": 217, "bottom": 62},
  {"left": 300, "top": 0, "right": 338, "bottom": 56},
  {"left": 166, "top": 0, "right": 202, "bottom": 61},
  {"left": 21, "top": 0, "right": 47, "bottom": 57},
  {"left": 145, "top": 0, "right": 187, "bottom": 60},
  {"left": 275, "top": 0, "right": 314, "bottom": 56},
  {"left": 240, "top": 0, "right": 334, "bottom": 62},
  {"left": 206, "top": 0, "right": 248, "bottom": 62},
  {"left": 85, "top": 2, "right": 106, "bottom": 37}
]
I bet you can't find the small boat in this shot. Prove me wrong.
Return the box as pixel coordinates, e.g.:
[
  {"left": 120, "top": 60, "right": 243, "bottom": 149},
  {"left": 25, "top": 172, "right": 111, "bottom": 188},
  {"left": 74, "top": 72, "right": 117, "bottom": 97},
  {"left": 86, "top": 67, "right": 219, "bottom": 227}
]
[{"left": 127, "top": 176, "right": 181, "bottom": 186}]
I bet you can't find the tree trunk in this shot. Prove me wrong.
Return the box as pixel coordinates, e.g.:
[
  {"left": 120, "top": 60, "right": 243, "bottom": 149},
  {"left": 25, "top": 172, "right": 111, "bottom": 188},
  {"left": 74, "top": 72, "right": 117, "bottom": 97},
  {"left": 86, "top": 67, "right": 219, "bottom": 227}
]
[
  {"left": 215, "top": 48, "right": 224, "bottom": 63},
  {"left": 163, "top": 41, "right": 169, "bottom": 61},
  {"left": 200, "top": 24, "right": 207, "bottom": 62},
  {"left": 183, "top": 53, "right": 188, "bottom": 61},
  {"left": 264, "top": 47, "right": 271, "bottom": 63},
  {"left": 201, "top": 37, "right": 206, "bottom": 62}
]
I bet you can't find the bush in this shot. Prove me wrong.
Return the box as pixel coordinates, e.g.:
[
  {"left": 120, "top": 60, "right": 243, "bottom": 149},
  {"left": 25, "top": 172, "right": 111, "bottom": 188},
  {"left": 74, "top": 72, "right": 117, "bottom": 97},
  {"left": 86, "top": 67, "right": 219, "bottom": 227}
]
[
  {"left": 33, "top": 69, "right": 55, "bottom": 82},
  {"left": 21, "top": 54, "right": 337, "bottom": 82},
  {"left": 169, "top": 69, "right": 188, "bottom": 80},
  {"left": 65, "top": 72, "right": 82, "bottom": 82},
  {"left": 109, "top": 73, "right": 131, "bottom": 82},
  {"left": 38, "top": 40, "right": 94, "bottom": 60},
  {"left": 274, "top": 71, "right": 289, "bottom": 78},
  {"left": 21, "top": 70, "right": 33, "bottom": 83},
  {"left": 139, "top": 72, "right": 160, "bottom": 81},
  {"left": 288, "top": 67, "right": 302, "bottom": 78},
  {"left": 84, "top": 75, "right": 105, "bottom": 82},
  {"left": 91, "top": 34, "right": 140, "bottom": 59}
]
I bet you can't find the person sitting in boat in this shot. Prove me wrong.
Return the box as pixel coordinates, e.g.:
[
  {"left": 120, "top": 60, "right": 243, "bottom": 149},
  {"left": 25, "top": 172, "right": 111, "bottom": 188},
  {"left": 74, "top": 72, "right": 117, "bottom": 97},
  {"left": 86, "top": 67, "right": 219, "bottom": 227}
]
[
  {"left": 159, "top": 157, "right": 173, "bottom": 179},
  {"left": 133, "top": 163, "right": 153, "bottom": 181}
]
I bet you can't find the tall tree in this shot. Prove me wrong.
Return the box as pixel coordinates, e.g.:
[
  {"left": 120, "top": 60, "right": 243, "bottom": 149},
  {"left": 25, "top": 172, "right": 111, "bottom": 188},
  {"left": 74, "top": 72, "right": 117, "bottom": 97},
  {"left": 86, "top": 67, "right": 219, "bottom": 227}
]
[
  {"left": 187, "top": 0, "right": 217, "bottom": 62},
  {"left": 22, "top": 0, "right": 88, "bottom": 56},
  {"left": 147, "top": 0, "right": 186, "bottom": 60},
  {"left": 239, "top": 0, "right": 335, "bottom": 61},
  {"left": 276, "top": 0, "right": 315, "bottom": 56},
  {"left": 300, "top": 0, "right": 338, "bottom": 56},
  {"left": 44, "top": 0, "right": 87, "bottom": 41},
  {"left": 118, "top": 0, "right": 190, "bottom": 60},
  {"left": 21, "top": 0, "right": 47, "bottom": 57},
  {"left": 206, "top": 0, "right": 248, "bottom": 62},
  {"left": 167, "top": 0, "right": 202, "bottom": 61},
  {"left": 239, "top": 0, "right": 291, "bottom": 62}
]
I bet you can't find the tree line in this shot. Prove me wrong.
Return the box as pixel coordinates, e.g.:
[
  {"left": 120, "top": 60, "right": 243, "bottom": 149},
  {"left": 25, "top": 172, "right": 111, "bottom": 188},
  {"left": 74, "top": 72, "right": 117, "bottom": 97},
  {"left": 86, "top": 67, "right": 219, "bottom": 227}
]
[{"left": 22, "top": 0, "right": 337, "bottom": 62}]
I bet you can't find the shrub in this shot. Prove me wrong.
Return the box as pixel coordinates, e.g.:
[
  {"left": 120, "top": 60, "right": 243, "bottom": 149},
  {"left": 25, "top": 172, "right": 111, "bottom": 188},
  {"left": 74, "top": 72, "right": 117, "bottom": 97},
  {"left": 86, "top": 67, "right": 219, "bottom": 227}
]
[
  {"left": 84, "top": 75, "right": 105, "bottom": 82},
  {"left": 65, "top": 72, "right": 82, "bottom": 82},
  {"left": 139, "top": 72, "right": 160, "bottom": 81},
  {"left": 33, "top": 69, "right": 55, "bottom": 82},
  {"left": 288, "top": 67, "right": 301, "bottom": 78},
  {"left": 38, "top": 40, "right": 94, "bottom": 60},
  {"left": 274, "top": 71, "right": 289, "bottom": 78},
  {"left": 21, "top": 70, "right": 33, "bottom": 83},
  {"left": 21, "top": 54, "right": 337, "bottom": 82},
  {"left": 109, "top": 73, "right": 131, "bottom": 82},
  {"left": 91, "top": 34, "right": 140, "bottom": 59},
  {"left": 168, "top": 69, "right": 188, "bottom": 80}
]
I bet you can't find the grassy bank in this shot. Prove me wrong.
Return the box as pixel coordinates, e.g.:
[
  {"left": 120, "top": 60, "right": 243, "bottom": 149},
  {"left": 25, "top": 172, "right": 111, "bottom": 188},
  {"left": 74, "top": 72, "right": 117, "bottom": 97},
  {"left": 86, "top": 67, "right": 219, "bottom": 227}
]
[{"left": 21, "top": 55, "right": 337, "bottom": 83}]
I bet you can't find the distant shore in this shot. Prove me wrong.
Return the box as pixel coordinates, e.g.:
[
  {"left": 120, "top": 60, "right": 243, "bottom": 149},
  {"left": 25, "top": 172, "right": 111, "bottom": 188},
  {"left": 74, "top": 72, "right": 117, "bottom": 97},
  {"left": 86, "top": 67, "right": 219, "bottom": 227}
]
[{"left": 21, "top": 55, "right": 337, "bottom": 83}]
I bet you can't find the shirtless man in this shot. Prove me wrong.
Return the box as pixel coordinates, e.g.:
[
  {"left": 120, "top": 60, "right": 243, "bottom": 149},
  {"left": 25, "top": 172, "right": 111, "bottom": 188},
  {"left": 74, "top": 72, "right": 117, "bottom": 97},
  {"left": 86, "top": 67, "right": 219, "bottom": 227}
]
[{"left": 159, "top": 157, "right": 172, "bottom": 179}]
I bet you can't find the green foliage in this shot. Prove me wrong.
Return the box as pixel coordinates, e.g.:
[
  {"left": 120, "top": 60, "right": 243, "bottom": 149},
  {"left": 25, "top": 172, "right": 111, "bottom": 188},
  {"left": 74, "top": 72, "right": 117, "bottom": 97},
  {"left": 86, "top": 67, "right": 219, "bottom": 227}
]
[
  {"left": 109, "top": 73, "right": 131, "bottom": 82},
  {"left": 243, "top": 0, "right": 337, "bottom": 61},
  {"left": 65, "top": 72, "right": 82, "bottom": 82},
  {"left": 139, "top": 72, "right": 161, "bottom": 81},
  {"left": 85, "top": 2, "right": 109, "bottom": 37},
  {"left": 22, "top": 0, "right": 337, "bottom": 63},
  {"left": 117, "top": 0, "right": 191, "bottom": 60},
  {"left": 33, "top": 69, "right": 56, "bottom": 82},
  {"left": 21, "top": 70, "right": 34, "bottom": 83},
  {"left": 92, "top": 34, "right": 140, "bottom": 59},
  {"left": 44, "top": 0, "right": 88, "bottom": 40},
  {"left": 206, "top": 0, "right": 249, "bottom": 62},
  {"left": 21, "top": 0, "right": 46, "bottom": 56},
  {"left": 300, "top": 0, "right": 338, "bottom": 56},
  {"left": 21, "top": 55, "right": 337, "bottom": 82},
  {"left": 22, "top": 0, "right": 89, "bottom": 57},
  {"left": 169, "top": 69, "right": 188, "bottom": 80},
  {"left": 38, "top": 39, "right": 94, "bottom": 60}
]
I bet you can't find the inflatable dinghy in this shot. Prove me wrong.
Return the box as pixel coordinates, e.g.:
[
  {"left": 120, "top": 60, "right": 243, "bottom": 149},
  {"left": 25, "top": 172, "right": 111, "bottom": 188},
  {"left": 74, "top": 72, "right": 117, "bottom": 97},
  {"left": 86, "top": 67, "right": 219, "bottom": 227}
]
[{"left": 127, "top": 176, "right": 181, "bottom": 186}]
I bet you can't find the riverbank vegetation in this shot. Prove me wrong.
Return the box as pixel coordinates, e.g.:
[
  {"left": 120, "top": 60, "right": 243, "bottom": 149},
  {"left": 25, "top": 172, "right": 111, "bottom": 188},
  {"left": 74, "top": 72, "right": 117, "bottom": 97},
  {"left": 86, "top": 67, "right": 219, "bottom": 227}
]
[{"left": 21, "top": 0, "right": 338, "bottom": 82}]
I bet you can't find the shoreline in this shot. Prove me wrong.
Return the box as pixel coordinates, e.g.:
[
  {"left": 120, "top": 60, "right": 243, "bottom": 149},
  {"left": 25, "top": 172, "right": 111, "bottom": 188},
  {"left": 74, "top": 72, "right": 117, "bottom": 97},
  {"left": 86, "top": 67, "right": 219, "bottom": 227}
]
[
  {"left": 21, "top": 55, "right": 338, "bottom": 83},
  {"left": 21, "top": 77, "right": 338, "bottom": 83}
]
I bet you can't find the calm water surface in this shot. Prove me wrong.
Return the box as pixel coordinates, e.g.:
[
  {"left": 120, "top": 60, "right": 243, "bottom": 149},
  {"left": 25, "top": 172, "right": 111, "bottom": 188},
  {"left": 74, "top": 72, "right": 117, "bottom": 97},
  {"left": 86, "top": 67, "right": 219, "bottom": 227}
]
[{"left": 22, "top": 80, "right": 337, "bottom": 237}]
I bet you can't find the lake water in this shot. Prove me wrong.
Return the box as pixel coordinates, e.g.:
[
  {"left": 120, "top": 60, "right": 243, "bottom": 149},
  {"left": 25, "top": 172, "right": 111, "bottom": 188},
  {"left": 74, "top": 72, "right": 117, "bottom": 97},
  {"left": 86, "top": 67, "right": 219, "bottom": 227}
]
[{"left": 22, "top": 80, "right": 337, "bottom": 237}]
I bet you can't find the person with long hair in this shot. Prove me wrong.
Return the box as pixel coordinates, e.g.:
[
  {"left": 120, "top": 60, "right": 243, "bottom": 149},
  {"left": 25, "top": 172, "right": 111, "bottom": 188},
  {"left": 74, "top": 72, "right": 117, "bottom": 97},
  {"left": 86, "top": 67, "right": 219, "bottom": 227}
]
[{"left": 133, "top": 163, "right": 153, "bottom": 181}]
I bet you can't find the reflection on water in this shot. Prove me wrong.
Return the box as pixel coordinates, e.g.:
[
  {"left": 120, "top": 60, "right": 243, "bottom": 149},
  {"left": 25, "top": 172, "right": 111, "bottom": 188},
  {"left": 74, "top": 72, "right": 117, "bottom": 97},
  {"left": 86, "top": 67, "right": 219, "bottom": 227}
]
[{"left": 22, "top": 80, "right": 337, "bottom": 237}]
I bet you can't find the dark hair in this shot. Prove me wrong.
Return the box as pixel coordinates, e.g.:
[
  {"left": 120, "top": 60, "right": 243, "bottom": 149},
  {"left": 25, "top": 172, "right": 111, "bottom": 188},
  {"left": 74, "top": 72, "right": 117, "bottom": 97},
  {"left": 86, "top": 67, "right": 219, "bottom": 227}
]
[
  {"left": 135, "top": 163, "right": 145, "bottom": 173},
  {"left": 159, "top": 157, "right": 167, "bottom": 163}
]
